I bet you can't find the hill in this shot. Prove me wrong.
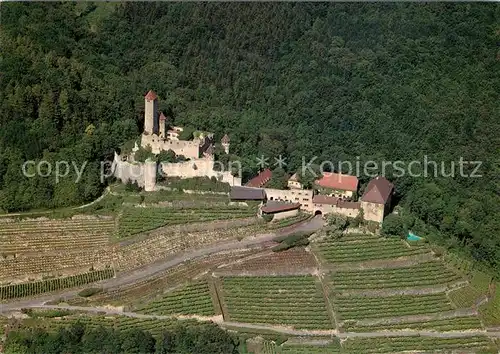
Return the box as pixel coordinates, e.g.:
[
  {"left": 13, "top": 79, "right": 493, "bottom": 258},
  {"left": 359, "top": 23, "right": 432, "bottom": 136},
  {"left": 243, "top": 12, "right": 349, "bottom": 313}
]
[{"left": 0, "top": 3, "right": 498, "bottom": 271}]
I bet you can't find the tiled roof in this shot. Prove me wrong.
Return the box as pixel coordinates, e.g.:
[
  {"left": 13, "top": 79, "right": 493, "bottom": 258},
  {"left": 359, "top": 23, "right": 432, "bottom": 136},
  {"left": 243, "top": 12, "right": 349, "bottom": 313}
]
[
  {"left": 221, "top": 134, "right": 230, "bottom": 144},
  {"left": 315, "top": 172, "right": 359, "bottom": 192},
  {"left": 246, "top": 169, "right": 272, "bottom": 188},
  {"left": 145, "top": 90, "right": 158, "bottom": 101},
  {"left": 230, "top": 186, "right": 266, "bottom": 201},
  {"left": 312, "top": 195, "right": 339, "bottom": 205},
  {"left": 261, "top": 202, "right": 301, "bottom": 214},
  {"left": 361, "top": 176, "right": 394, "bottom": 204}
]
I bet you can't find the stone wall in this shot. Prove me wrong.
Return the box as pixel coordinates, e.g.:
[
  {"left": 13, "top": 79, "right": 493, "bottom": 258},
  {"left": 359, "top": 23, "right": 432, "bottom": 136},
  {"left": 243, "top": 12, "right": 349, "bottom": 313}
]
[
  {"left": 141, "top": 134, "right": 200, "bottom": 157},
  {"left": 264, "top": 188, "right": 314, "bottom": 211},
  {"left": 161, "top": 159, "right": 241, "bottom": 186},
  {"left": 361, "top": 201, "right": 385, "bottom": 223},
  {"left": 112, "top": 152, "right": 146, "bottom": 187},
  {"left": 271, "top": 208, "right": 299, "bottom": 221}
]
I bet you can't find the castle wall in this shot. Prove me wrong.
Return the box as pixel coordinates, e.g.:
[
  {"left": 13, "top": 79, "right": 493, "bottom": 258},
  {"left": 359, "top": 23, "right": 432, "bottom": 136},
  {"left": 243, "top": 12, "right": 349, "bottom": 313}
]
[
  {"left": 161, "top": 159, "right": 242, "bottom": 186},
  {"left": 112, "top": 153, "right": 145, "bottom": 187},
  {"left": 312, "top": 202, "right": 360, "bottom": 218},
  {"left": 141, "top": 134, "right": 200, "bottom": 158}
]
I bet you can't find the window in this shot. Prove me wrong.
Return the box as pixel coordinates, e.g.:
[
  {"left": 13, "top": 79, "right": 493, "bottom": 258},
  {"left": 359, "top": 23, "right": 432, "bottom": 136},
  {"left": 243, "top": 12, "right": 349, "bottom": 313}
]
[
  {"left": 304, "top": 204, "right": 309, "bottom": 207},
  {"left": 295, "top": 198, "right": 299, "bottom": 201}
]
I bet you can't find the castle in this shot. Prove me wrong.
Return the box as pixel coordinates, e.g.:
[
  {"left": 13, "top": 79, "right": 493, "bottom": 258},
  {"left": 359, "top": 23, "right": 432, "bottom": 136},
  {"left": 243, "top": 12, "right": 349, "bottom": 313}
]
[{"left": 112, "top": 90, "right": 241, "bottom": 191}]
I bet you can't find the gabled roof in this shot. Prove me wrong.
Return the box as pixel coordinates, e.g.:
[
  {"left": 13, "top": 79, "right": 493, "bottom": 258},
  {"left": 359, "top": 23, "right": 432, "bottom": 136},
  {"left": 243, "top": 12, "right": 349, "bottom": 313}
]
[
  {"left": 261, "top": 202, "right": 301, "bottom": 214},
  {"left": 312, "top": 195, "right": 339, "bottom": 205},
  {"left": 245, "top": 169, "right": 272, "bottom": 188},
  {"left": 145, "top": 90, "right": 158, "bottom": 101},
  {"left": 361, "top": 176, "right": 394, "bottom": 204},
  {"left": 221, "top": 134, "right": 230, "bottom": 144},
  {"left": 315, "top": 172, "right": 358, "bottom": 192},
  {"left": 288, "top": 173, "right": 299, "bottom": 182},
  {"left": 230, "top": 186, "right": 266, "bottom": 201},
  {"left": 204, "top": 145, "right": 215, "bottom": 156}
]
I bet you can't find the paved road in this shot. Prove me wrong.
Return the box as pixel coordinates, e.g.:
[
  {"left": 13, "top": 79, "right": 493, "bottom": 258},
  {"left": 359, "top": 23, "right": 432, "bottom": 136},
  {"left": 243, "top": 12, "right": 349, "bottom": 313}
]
[{"left": 0, "top": 216, "right": 324, "bottom": 313}]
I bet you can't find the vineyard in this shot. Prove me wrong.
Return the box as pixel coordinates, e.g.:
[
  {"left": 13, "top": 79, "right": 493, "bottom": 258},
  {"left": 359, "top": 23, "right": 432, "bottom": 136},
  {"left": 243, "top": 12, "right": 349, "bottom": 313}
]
[
  {"left": 329, "top": 261, "right": 463, "bottom": 290},
  {"left": 136, "top": 280, "right": 215, "bottom": 316},
  {"left": 341, "top": 335, "right": 497, "bottom": 353},
  {"left": 0, "top": 216, "right": 115, "bottom": 283},
  {"left": 333, "top": 293, "right": 455, "bottom": 320},
  {"left": 262, "top": 341, "right": 342, "bottom": 354},
  {"left": 220, "top": 276, "right": 333, "bottom": 330},
  {"left": 0, "top": 269, "right": 114, "bottom": 300},
  {"left": 341, "top": 315, "right": 484, "bottom": 332},
  {"left": 118, "top": 204, "right": 257, "bottom": 238},
  {"left": 216, "top": 248, "right": 317, "bottom": 275},
  {"left": 115, "top": 220, "right": 266, "bottom": 271},
  {"left": 314, "top": 235, "right": 429, "bottom": 263}
]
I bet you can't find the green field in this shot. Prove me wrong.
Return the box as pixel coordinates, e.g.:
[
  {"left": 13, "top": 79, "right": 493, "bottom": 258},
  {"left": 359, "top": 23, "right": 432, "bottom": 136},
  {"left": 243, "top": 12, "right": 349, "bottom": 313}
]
[
  {"left": 330, "top": 261, "right": 462, "bottom": 290},
  {"left": 221, "top": 276, "right": 333, "bottom": 330},
  {"left": 136, "top": 280, "right": 215, "bottom": 316}
]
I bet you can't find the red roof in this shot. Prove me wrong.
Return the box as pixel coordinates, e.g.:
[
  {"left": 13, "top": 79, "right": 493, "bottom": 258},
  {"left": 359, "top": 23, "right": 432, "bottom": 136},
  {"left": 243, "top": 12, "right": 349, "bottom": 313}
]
[
  {"left": 221, "top": 134, "right": 230, "bottom": 144},
  {"left": 145, "top": 90, "right": 158, "bottom": 101},
  {"left": 159, "top": 112, "right": 167, "bottom": 121},
  {"left": 246, "top": 169, "right": 272, "bottom": 188},
  {"left": 261, "top": 202, "right": 301, "bottom": 214},
  {"left": 361, "top": 176, "right": 394, "bottom": 204},
  {"left": 312, "top": 195, "right": 339, "bottom": 205},
  {"left": 315, "top": 172, "right": 358, "bottom": 192}
]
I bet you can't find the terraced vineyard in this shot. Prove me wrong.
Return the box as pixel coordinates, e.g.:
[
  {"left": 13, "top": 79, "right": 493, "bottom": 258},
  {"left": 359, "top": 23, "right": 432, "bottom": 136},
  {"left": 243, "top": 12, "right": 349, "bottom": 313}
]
[
  {"left": 0, "top": 216, "right": 115, "bottom": 283},
  {"left": 315, "top": 236, "right": 429, "bottom": 263},
  {"left": 17, "top": 313, "right": 204, "bottom": 338},
  {"left": 341, "top": 315, "right": 484, "bottom": 332},
  {"left": 118, "top": 205, "right": 256, "bottom": 237},
  {"left": 217, "top": 248, "right": 317, "bottom": 275},
  {"left": 115, "top": 220, "right": 265, "bottom": 271},
  {"left": 0, "top": 269, "right": 114, "bottom": 300},
  {"left": 330, "top": 261, "right": 463, "bottom": 290},
  {"left": 0, "top": 216, "right": 114, "bottom": 254},
  {"left": 341, "top": 335, "right": 497, "bottom": 353},
  {"left": 262, "top": 341, "right": 342, "bottom": 354},
  {"left": 80, "top": 248, "right": 260, "bottom": 306},
  {"left": 220, "top": 276, "right": 333, "bottom": 329},
  {"left": 136, "top": 280, "right": 215, "bottom": 316},
  {"left": 333, "top": 291, "right": 454, "bottom": 321}
]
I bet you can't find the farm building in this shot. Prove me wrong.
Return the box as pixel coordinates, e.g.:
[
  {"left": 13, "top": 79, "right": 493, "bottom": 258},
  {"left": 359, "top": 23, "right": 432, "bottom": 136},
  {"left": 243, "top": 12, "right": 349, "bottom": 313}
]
[{"left": 260, "top": 201, "right": 301, "bottom": 221}]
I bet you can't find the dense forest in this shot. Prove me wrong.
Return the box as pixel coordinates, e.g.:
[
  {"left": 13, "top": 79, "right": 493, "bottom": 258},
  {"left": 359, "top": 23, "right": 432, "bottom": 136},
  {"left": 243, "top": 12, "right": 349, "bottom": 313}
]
[
  {"left": 3, "top": 321, "right": 237, "bottom": 353},
  {"left": 0, "top": 3, "right": 498, "bottom": 271}
]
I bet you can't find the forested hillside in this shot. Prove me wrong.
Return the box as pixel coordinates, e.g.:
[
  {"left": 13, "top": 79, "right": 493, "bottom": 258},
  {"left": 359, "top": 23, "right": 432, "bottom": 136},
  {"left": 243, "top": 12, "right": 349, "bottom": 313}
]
[{"left": 0, "top": 3, "right": 498, "bottom": 271}]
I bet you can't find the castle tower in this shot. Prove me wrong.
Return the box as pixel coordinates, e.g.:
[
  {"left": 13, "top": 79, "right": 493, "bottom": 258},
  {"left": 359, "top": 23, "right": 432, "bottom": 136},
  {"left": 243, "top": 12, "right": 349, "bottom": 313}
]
[
  {"left": 159, "top": 112, "right": 167, "bottom": 138},
  {"left": 144, "top": 90, "right": 158, "bottom": 135},
  {"left": 221, "top": 134, "right": 230, "bottom": 154},
  {"left": 144, "top": 158, "right": 157, "bottom": 192}
]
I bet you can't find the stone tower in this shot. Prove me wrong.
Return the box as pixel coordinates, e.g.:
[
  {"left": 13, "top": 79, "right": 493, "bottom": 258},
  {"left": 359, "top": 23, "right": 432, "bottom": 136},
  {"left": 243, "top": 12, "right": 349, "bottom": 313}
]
[
  {"left": 159, "top": 112, "right": 167, "bottom": 138},
  {"left": 144, "top": 158, "right": 157, "bottom": 192},
  {"left": 144, "top": 90, "right": 158, "bottom": 135},
  {"left": 221, "top": 134, "right": 230, "bottom": 154}
]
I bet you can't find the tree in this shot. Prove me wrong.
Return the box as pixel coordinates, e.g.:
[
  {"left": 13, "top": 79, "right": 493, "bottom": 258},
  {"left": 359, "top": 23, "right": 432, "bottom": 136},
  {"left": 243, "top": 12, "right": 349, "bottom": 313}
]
[
  {"left": 382, "top": 214, "right": 405, "bottom": 238},
  {"left": 265, "top": 167, "right": 288, "bottom": 189},
  {"left": 135, "top": 145, "right": 155, "bottom": 163},
  {"left": 297, "top": 164, "right": 322, "bottom": 190},
  {"left": 178, "top": 126, "right": 196, "bottom": 141},
  {"left": 157, "top": 149, "right": 176, "bottom": 163}
]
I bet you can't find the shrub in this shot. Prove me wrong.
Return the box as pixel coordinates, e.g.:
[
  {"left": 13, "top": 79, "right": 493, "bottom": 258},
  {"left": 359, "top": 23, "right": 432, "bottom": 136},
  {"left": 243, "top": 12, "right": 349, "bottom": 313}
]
[
  {"left": 262, "top": 213, "right": 274, "bottom": 222},
  {"left": 78, "top": 287, "right": 103, "bottom": 297}
]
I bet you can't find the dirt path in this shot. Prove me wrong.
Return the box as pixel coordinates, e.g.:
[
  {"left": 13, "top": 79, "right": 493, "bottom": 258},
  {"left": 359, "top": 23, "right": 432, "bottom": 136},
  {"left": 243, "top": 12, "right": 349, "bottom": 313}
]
[
  {"left": 0, "top": 216, "right": 324, "bottom": 313},
  {"left": 26, "top": 305, "right": 500, "bottom": 339}
]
